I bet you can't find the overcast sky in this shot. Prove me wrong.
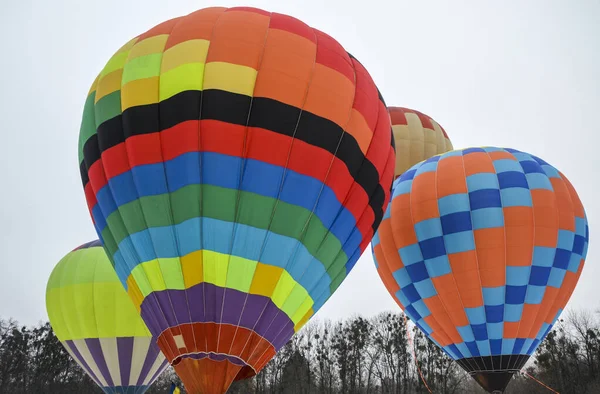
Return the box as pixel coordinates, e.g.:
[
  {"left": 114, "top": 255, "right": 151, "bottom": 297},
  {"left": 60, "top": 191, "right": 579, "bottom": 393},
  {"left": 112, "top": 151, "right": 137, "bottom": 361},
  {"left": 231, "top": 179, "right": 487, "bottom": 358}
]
[{"left": 1, "top": 0, "right": 599, "bottom": 327}]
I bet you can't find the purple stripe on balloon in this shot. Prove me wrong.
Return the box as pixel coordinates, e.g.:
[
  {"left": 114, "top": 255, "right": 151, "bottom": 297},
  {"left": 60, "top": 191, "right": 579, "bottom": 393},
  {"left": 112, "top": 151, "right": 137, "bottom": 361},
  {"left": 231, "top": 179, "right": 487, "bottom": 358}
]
[
  {"left": 139, "top": 282, "right": 294, "bottom": 348},
  {"left": 272, "top": 318, "right": 296, "bottom": 350},
  {"left": 117, "top": 337, "right": 134, "bottom": 386},
  {"left": 180, "top": 352, "right": 249, "bottom": 367},
  {"left": 136, "top": 338, "right": 162, "bottom": 387},
  {"left": 64, "top": 340, "right": 101, "bottom": 385},
  {"left": 85, "top": 338, "right": 115, "bottom": 387}
]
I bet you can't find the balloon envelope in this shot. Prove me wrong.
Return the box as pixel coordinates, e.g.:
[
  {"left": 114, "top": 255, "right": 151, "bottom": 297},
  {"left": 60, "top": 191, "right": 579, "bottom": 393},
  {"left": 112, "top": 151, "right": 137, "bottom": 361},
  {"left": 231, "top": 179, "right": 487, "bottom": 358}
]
[
  {"left": 78, "top": 6, "right": 395, "bottom": 393},
  {"left": 372, "top": 147, "right": 588, "bottom": 393},
  {"left": 46, "top": 240, "right": 169, "bottom": 394},
  {"left": 388, "top": 106, "right": 453, "bottom": 178}
]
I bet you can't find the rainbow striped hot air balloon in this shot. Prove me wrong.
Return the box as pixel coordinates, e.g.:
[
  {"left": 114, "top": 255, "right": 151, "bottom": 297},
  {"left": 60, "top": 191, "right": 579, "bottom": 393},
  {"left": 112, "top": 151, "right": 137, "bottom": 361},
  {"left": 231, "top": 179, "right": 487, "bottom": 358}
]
[
  {"left": 46, "top": 240, "right": 169, "bottom": 394},
  {"left": 372, "top": 147, "right": 588, "bottom": 393},
  {"left": 77, "top": 6, "right": 395, "bottom": 393}
]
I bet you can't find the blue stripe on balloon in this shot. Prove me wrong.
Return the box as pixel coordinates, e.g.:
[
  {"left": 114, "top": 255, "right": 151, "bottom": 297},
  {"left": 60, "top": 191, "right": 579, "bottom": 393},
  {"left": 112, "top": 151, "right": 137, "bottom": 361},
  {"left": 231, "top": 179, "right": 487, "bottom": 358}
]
[
  {"left": 466, "top": 173, "right": 499, "bottom": 192},
  {"left": 112, "top": 217, "right": 334, "bottom": 303},
  {"left": 93, "top": 152, "right": 357, "bottom": 249},
  {"left": 438, "top": 193, "right": 471, "bottom": 216}
]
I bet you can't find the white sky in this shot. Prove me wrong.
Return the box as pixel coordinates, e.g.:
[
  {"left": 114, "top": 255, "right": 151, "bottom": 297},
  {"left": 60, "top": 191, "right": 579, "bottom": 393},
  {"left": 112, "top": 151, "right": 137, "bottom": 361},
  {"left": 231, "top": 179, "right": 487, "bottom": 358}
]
[{"left": 1, "top": 0, "right": 598, "bottom": 327}]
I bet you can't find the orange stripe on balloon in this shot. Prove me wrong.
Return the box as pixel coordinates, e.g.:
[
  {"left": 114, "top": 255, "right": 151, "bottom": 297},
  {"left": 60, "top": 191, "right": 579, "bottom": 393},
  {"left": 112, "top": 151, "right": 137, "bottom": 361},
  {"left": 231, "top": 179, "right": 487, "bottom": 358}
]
[
  {"left": 269, "top": 12, "right": 316, "bottom": 44},
  {"left": 463, "top": 152, "right": 495, "bottom": 176},
  {"left": 551, "top": 177, "right": 576, "bottom": 231},
  {"left": 528, "top": 286, "right": 559, "bottom": 339},
  {"left": 379, "top": 219, "right": 407, "bottom": 272},
  {"left": 488, "top": 150, "right": 517, "bottom": 161},
  {"left": 205, "top": 11, "right": 270, "bottom": 68},
  {"left": 531, "top": 189, "right": 560, "bottom": 246},
  {"left": 503, "top": 206, "right": 534, "bottom": 267},
  {"left": 304, "top": 63, "right": 355, "bottom": 128},
  {"left": 560, "top": 172, "right": 586, "bottom": 219},
  {"left": 517, "top": 303, "right": 540, "bottom": 338},
  {"left": 164, "top": 8, "right": 227, "bottom": 50},
  {"left": 474, "top": 227, "right": 506, "bottom": 287},
  {"left": 410, "top": 171, "right": 439, "bottom": 223},
  {"left": 503, "top": 321, "right": 520, "bottom": 339},
  {"left": 436, "top": 156, "right": 468, "bottom": 197},
  {"left": 253, "top": 28, "right": 316, "bottom": 108},
  {"left": 423, "top": 293, "right": 464, "bottom": 343},
  {"left": 449, "top": 251, "right": 484, "bottom": 308},
  {"left": 430, "top": 275, "right": 470, "bottom": 328}
]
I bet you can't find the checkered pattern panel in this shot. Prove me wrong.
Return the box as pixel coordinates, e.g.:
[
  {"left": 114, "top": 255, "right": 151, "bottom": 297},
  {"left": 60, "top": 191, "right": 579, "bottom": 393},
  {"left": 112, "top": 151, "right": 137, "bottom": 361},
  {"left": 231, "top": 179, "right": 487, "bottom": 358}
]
[{"left": 372, "top": 147, "right": 588, "bottom": 363}]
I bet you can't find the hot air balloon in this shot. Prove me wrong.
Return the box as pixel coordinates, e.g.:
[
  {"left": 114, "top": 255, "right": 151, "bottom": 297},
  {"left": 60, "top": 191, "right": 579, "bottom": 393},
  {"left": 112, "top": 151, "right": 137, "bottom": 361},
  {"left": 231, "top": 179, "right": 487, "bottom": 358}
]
[
  {"left": 388, "top": 106, "right": 453, "bottom": 179},
  {"left": 46, "top": 240, "right": 169, "bottom": 394},
  {"left": 78, "top": 6, "right": 395, "bottom": 393},
  {"left": 372, "top": 147, "right": 588, "bottom": 393}
]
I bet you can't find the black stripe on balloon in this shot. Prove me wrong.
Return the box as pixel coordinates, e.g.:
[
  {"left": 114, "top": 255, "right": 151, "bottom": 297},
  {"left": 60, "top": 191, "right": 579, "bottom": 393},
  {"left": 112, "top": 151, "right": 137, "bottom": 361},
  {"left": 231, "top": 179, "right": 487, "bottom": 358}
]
[
  {"left": 80, "top": 160, "right": 89, "bottom": 187},
  {"left": 455, "top": 354, "right": 530, "bottom": 374},
  {"left": 81, "top": 89, "right": 390, "bottom": 231}
]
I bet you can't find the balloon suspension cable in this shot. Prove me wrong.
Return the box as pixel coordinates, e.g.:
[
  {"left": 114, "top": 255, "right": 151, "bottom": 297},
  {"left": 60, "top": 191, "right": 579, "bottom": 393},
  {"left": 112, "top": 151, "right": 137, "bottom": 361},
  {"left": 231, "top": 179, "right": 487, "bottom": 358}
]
[
  {"left": 522, "top": 370, "right": 560, "bottom": 393},
  {"left": 403, "top": 314, "right": 433, "bottom": 393}
]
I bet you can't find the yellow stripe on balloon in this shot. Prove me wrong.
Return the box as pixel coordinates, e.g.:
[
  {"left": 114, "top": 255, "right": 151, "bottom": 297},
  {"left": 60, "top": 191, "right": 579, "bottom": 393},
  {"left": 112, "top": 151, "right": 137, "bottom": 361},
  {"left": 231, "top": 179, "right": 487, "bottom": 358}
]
[
  {"left": 203, "top": 62, "right": 258, "bottom": 96},
  {"left": 95, "top": 69, "right": 123, "bottom": 103},
  {"left": 181, "top": 250, "right": 203, "bottom": 288},
  {"left": 122, "top": 54, "right": 163, "bottom": 85},
  {"left": 99, "top": 48, "right": 133, "bottom": 80},
  {"left": 226, "top": 256, "right": 258, "bottom": 293},
  {"left": 271, "top": 271, "right": 296, "bottom": 309},
  {"left": 161, "top": 39, "right": 210, "bottom": 72},
  {"left": 87, "top": 74, "right": 100, "bottom": 97},
  {"left": 294, "top": 307, "right": 314, "bottom": 331},
  {"left": 121, "top": 77, "right": 160, "bottom": 110},
  {"left": 128, "top": 35, "right": 169, "bottom": 60},
  {"left": 291, "top": 296, "right": 314, "bottom": 326},
  {"left": 159, "top": 63, "right": 206, "bottom": 101},
  {"left": 126, "top": 250, "right": 314, "bottom": 325}
]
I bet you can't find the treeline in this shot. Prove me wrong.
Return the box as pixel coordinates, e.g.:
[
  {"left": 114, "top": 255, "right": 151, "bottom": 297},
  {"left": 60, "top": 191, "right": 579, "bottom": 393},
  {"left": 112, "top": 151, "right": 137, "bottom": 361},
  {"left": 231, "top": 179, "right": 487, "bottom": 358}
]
[{"left": 1, "top": 310, "right": 599, "bottom": 393}]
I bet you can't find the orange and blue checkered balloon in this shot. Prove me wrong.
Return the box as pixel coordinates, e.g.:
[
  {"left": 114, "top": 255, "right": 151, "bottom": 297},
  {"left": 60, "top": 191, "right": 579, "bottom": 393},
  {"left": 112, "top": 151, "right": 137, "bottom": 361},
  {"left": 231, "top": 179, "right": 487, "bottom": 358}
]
[{"left": 372, "top": 147, "right": 588, "bottom": 393}]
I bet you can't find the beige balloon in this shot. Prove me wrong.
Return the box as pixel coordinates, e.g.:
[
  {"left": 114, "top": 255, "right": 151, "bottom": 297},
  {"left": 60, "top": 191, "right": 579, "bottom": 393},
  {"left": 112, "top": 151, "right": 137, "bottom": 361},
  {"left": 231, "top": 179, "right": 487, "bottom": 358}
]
[{"left": 389, "top": 106, "right": 454, "bottom": 178}]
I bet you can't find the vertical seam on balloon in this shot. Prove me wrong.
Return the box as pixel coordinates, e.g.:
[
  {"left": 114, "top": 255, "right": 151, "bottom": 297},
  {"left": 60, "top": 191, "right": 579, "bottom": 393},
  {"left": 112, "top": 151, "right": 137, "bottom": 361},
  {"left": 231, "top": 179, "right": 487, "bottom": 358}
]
[
  {"left": 541, "top": 173, "right": 585, "bottom": 341},
  {"left": 497, "top": 149, "right": 520, "bottom": 372},
  {"left": 197, "top": 8, "right": 228, "bottom": 361},
  {"left": 460, "top": 150, "right": 493, "bottom": 372},
  {"left": 216, "top": 10, "right": 274, "bottom": 363},
  {"left": 423, "top": 152, "right": 480, "bottom": 372},
  {"left": 500, "top": 150, "right": 538, "bottom": 371},
  {"left": 484, "top": 149, "right": 509, "bottom": 372},
  {"left": 521, "top": 162, "right": 561, "bottom": 346},
  {"left": 232, "top": 18, "right": 322, "bottom": 370},
  {"left": 409, "top": 151, "right": 478, "bottom": 372},
  {"left": 153, "top": 14, "right": 200, "bottom": 365},
  {"left": 111, "top": 28, "right": 181, "bottom": 367}
]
